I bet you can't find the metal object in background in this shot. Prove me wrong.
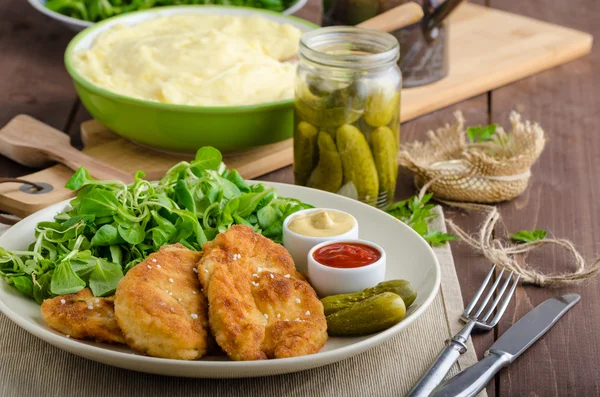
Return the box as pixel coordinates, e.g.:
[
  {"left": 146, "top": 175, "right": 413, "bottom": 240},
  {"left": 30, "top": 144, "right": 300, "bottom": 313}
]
[
  {"left": 323, "top": 0, "right": 464, "bottom": 87},
  {"left": 0, "top": 178, "right": 52, "bottom": 224},
  {"left": 0, "top": 178, "right": 53, "bottom": 195}
]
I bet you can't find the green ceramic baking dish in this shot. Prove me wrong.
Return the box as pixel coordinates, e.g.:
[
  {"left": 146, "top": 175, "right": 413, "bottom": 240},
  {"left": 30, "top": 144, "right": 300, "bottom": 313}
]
[{"left": 64, "top": 6, "right": 318, "bottom": 154}]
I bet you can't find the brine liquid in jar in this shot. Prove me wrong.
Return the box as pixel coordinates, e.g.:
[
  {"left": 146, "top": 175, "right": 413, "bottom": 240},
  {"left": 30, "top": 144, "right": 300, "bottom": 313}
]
[{"left": 293, "top": 27, "right": 401, "bottom": 208}]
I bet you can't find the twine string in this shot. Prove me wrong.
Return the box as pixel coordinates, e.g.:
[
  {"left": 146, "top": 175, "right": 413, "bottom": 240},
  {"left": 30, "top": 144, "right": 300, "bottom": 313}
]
[{"left": 425, "top": 189, "right": 600, "bottom": 287}]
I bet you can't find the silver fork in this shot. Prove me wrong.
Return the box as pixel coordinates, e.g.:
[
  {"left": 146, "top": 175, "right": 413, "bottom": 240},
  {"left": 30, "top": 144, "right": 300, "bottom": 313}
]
[{"left": 407, "top": 265, "right": 520, "bottom": 397}]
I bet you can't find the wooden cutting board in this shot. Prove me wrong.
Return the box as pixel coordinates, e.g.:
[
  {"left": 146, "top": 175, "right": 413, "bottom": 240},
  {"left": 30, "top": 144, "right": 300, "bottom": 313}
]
[
  {"left": 0, "top": 120, "right": 293, "bottom": 218},
  {"left": 0, "top": 3, "right": 592, "bottom": 218}
]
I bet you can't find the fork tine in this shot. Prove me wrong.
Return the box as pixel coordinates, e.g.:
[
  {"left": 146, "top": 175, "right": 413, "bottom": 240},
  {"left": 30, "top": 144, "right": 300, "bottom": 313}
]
[
  {"left": 488, "top": 273, "right": 521, "bottom": 326},
  {"left": 481, "top": 271, "right": 514, "bottom": 322},
  {"left": 464, "top": 264, "right": 496, "bottom": 315},
  {"left": 473, "top": 268, "right": 505, "bottom": 318}
]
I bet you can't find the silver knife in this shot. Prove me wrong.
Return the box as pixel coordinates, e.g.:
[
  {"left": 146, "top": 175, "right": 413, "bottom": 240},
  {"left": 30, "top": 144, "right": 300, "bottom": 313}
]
[{"left": 429, "top": 293, "right": 581, "bottom": 397}]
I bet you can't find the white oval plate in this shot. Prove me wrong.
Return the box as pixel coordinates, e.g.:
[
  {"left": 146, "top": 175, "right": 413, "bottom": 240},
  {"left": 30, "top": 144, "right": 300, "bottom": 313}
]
[{"left": 0, "top": 182, "right": 440, "bottom": 378}]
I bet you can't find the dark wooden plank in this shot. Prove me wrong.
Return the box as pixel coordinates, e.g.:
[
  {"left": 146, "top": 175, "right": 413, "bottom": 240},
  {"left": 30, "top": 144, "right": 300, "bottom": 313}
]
[
  {"left": 0, "top": 0, "right": 79, "bottom": 178},
  {"left": 488, "top": 0, "right": 600, "bottom": 396},
  {"left": 0, "top": 2, "right": 77, "bottom": 128}
]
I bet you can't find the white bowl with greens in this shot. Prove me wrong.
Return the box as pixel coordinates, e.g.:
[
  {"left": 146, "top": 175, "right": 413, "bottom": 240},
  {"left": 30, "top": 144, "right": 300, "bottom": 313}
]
[{"left": 28, "top": 0, "right": 308, "bottom": 31}]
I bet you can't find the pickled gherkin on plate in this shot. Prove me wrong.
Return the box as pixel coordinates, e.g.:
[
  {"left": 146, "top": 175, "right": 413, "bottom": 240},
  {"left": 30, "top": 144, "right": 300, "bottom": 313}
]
[
  {"left": 321, "top": 280, "right": 415, "bottom": 336},
  {"left": 307, "top": 132, "right": 343, "bottom": 193},
  {"left": 321, "top": 280, "right": 417, "bottom": 316},
  {"left": 336, "top": 124, "right": 379, "bottom": 205},
  {"left": 325, "top": 292, "right": 407, "bottom": 336}
]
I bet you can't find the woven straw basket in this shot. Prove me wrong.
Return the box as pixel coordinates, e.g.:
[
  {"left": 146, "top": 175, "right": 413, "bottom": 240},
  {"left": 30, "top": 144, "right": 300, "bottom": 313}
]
[{"left": 398, "top": 111, "right": 545, "bottom": 203}]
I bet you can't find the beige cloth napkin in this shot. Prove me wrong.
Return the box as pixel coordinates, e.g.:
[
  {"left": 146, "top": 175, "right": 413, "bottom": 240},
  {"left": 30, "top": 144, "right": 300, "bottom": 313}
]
[{"left": 0, "top": 208, "right": 486, "bottom": 397}]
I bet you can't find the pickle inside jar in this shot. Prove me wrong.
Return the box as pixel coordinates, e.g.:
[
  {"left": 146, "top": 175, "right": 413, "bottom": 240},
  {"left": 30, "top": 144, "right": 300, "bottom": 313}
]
[
  {"left": 295, "top": 77, "right": 368, "bottom": 128},
  {"left": 307, "top": 131, "right": 343, "bottom": 193},
  {"left": 294, "top": 72, "right": 400, "bottom": 208},
  {"left": 293, "top": 121, "right": 319, "bottom": 186},
  {"left": 336, "top": 124, "right": 379, "bottom": 205},
  {"left": 369, "top": 126, "right": 398, "bottom": 206},
  {"left": 364, "top": 90, "right": 400, "bottom": 128},
  {"left": 388, "top": 112, "right": 400, "bottom": 152}
]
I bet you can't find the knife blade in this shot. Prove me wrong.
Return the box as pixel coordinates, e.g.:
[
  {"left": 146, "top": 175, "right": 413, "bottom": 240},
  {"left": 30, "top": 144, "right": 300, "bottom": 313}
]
[
  {"left": 487, "top": 293, "right": 580, "bottom": 359},
  {"left": 430, "top": 293, "right": 581, "bottom": 397}
]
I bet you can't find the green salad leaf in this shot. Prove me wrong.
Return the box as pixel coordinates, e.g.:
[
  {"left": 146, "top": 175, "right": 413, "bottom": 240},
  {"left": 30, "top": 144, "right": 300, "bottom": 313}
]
[
  {"left": 91, "top": 224, "right": 124, "bottom": 246},
  {"left": 0, "top": 147, "right": 312, "bottom": 304},
  {"left": 89, "top": 259, "right": 124, "bottom": 297},
  {"left": 8, "top": 276, "right": 34, "bottom": 297},
  {"left": 50, "top": 261, "right": 86, "bottom": 295}
]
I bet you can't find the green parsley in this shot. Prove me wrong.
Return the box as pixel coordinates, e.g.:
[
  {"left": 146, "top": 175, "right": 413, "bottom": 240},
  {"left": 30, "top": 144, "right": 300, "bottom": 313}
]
[
  {"left": 386, "top": 193, "right": 456, "bottom": 247},
  {"left": 510, "top": 229, "right": 547, "bottom": 243},
  {"left": 467, "top": 124, "right": 498, "bottom": 143}
]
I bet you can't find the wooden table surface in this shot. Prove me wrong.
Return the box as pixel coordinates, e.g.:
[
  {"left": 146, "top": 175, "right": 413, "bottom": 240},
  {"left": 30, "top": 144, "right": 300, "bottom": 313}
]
[{"left": 1, "top": 0, "right": 599, "bottom": 396}]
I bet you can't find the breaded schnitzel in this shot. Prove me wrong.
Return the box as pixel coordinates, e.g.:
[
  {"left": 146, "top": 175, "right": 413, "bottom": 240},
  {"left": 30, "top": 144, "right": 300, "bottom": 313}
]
[
  {"left": 198, "top": 225, "right": 327, "bottom": 361},
  {"left": 41, "top": 288, "right": 125, "bottom": 344},
  {"left": 114, "top": 243, "right": 209, "bottom": 360}
]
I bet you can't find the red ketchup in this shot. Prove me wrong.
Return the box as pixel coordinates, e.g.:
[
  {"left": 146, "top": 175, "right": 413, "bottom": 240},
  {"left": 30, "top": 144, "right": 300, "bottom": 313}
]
[{"left": 313, "top": 242, "right": 381, "bottom": 269}]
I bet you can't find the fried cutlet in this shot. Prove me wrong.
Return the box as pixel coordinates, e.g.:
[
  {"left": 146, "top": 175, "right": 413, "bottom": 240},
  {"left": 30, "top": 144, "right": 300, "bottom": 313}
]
[
  {"left": 114, "top": 243, "right": 209, "bottom": 360},
  {"left": 41, "top": 288, "right": 125, "bottom": 344},
  {"left": 197, "top": 225, "right": 328, "bottom": 361}
]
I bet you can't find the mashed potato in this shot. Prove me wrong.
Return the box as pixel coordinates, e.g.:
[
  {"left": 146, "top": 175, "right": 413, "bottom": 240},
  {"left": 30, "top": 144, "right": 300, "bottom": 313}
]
[{"left": 73, "top": 14, "right": 302, "bottom": 106}]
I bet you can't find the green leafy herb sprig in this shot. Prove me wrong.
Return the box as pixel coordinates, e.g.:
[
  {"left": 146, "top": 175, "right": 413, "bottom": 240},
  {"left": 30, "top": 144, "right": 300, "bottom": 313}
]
[
  {"left": 0, "top": 147, "right": 311, "bottom": 304},
  {"left": 386, "top": 193, "right": 456, "bottom": 247},
  {"left": 510, "top": 229, "right": 547, "bottom": 243},
  {"left": 466, "top": 124, "right": 514, "bottom": 156},
  {"left": 467, "top": 124, "right": 499, "bottom": 143},
  {"left": 45, "top": 0, "right": 299, "bottom": 23}
]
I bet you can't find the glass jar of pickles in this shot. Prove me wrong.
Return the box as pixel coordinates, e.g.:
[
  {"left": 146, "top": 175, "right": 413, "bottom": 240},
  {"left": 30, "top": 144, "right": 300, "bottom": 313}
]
[{"left": 293, "top": 27, "right": 401, "bottom": 208}]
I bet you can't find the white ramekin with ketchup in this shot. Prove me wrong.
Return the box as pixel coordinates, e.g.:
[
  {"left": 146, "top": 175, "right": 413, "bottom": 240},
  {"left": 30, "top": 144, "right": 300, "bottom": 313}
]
[{"left": 307, "top": 239, "right": 386, "bottom": 297}]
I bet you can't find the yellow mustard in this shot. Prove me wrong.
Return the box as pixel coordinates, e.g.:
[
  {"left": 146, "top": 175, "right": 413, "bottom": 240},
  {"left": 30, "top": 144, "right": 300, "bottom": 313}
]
[
  {"left": 73, "top": 14, "right": 302, "bottom": 106},
  {"left": 288, "top": 210, "right": 355, "bottom": 237}
]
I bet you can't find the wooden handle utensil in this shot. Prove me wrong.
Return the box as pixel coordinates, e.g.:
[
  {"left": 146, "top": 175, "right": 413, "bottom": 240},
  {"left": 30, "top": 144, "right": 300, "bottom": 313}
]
[
  {"left": 356, "top": 2, "right": 424, "bottom": 31},
  {"left": 0, "top": 116, "right": 294, "bottom": 218},
  {"left": 0, "top": 115, "right": 134, "bottom": 184}
]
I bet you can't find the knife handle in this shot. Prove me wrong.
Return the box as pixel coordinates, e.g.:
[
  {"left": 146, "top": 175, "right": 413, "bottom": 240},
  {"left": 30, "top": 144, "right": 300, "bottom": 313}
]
[
  {"left": 406, "top": 338, "right": 467, "bottom": 397},
  {"left": 429, "top": 349, "right": 512, "bottom": 397}
]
